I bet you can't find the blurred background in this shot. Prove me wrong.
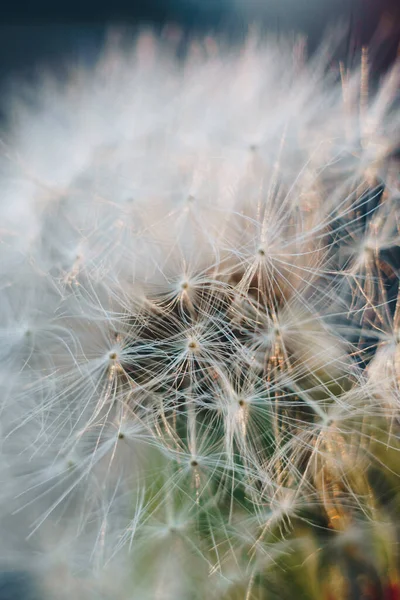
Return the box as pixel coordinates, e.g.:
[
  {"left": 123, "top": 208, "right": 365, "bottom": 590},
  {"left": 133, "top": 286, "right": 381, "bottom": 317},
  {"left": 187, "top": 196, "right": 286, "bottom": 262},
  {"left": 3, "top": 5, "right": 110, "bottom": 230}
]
[{"left": 0, "top": 0, "right": 399, "bottom": 86}]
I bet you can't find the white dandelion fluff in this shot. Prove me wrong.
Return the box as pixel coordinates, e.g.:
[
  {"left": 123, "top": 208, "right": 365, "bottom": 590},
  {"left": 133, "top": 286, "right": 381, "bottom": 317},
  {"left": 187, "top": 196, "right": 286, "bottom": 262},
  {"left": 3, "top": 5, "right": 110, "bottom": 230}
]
[{"left": 0, "top": 27, "right": 399, "bottom": 599}]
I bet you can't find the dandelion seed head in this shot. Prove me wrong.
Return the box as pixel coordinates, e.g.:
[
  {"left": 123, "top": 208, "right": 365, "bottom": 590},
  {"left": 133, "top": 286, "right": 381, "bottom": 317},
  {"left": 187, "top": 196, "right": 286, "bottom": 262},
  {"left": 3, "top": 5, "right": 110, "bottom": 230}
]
[{"left": 0, "top": 25, "right": 399, "bottom": 599}]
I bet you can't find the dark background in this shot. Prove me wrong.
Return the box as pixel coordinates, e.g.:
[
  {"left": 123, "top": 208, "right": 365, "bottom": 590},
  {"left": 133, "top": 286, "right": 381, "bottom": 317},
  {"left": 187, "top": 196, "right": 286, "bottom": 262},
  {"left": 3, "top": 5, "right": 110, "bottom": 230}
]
[
  {"left": 0, "top": 0, "right": 399, "bottom": 84},
  {"left": 0, "top": 0, "right": 398, "bottom": 598}
]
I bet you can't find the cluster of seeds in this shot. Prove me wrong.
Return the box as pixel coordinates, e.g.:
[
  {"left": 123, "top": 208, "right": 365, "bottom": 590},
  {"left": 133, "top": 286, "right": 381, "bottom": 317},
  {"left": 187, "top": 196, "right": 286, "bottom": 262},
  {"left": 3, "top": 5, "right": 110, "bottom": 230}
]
[{"left": 0, "top": 30, "right": 399, "bottom": 599}]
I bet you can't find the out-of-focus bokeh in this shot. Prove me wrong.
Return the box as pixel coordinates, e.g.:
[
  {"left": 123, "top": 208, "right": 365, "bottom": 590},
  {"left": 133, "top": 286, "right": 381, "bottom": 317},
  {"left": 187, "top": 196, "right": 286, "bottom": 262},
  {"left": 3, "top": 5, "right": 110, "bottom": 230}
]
[{"left": 0, "top": 0, "right": 399, "bottom": 86}]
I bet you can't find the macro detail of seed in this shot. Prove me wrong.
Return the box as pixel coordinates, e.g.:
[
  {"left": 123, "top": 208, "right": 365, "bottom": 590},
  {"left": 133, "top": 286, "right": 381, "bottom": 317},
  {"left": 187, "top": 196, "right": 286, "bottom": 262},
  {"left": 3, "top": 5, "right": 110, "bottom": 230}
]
[{"left": 0, "top": 28, "right": 399, "bottom": 600}]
